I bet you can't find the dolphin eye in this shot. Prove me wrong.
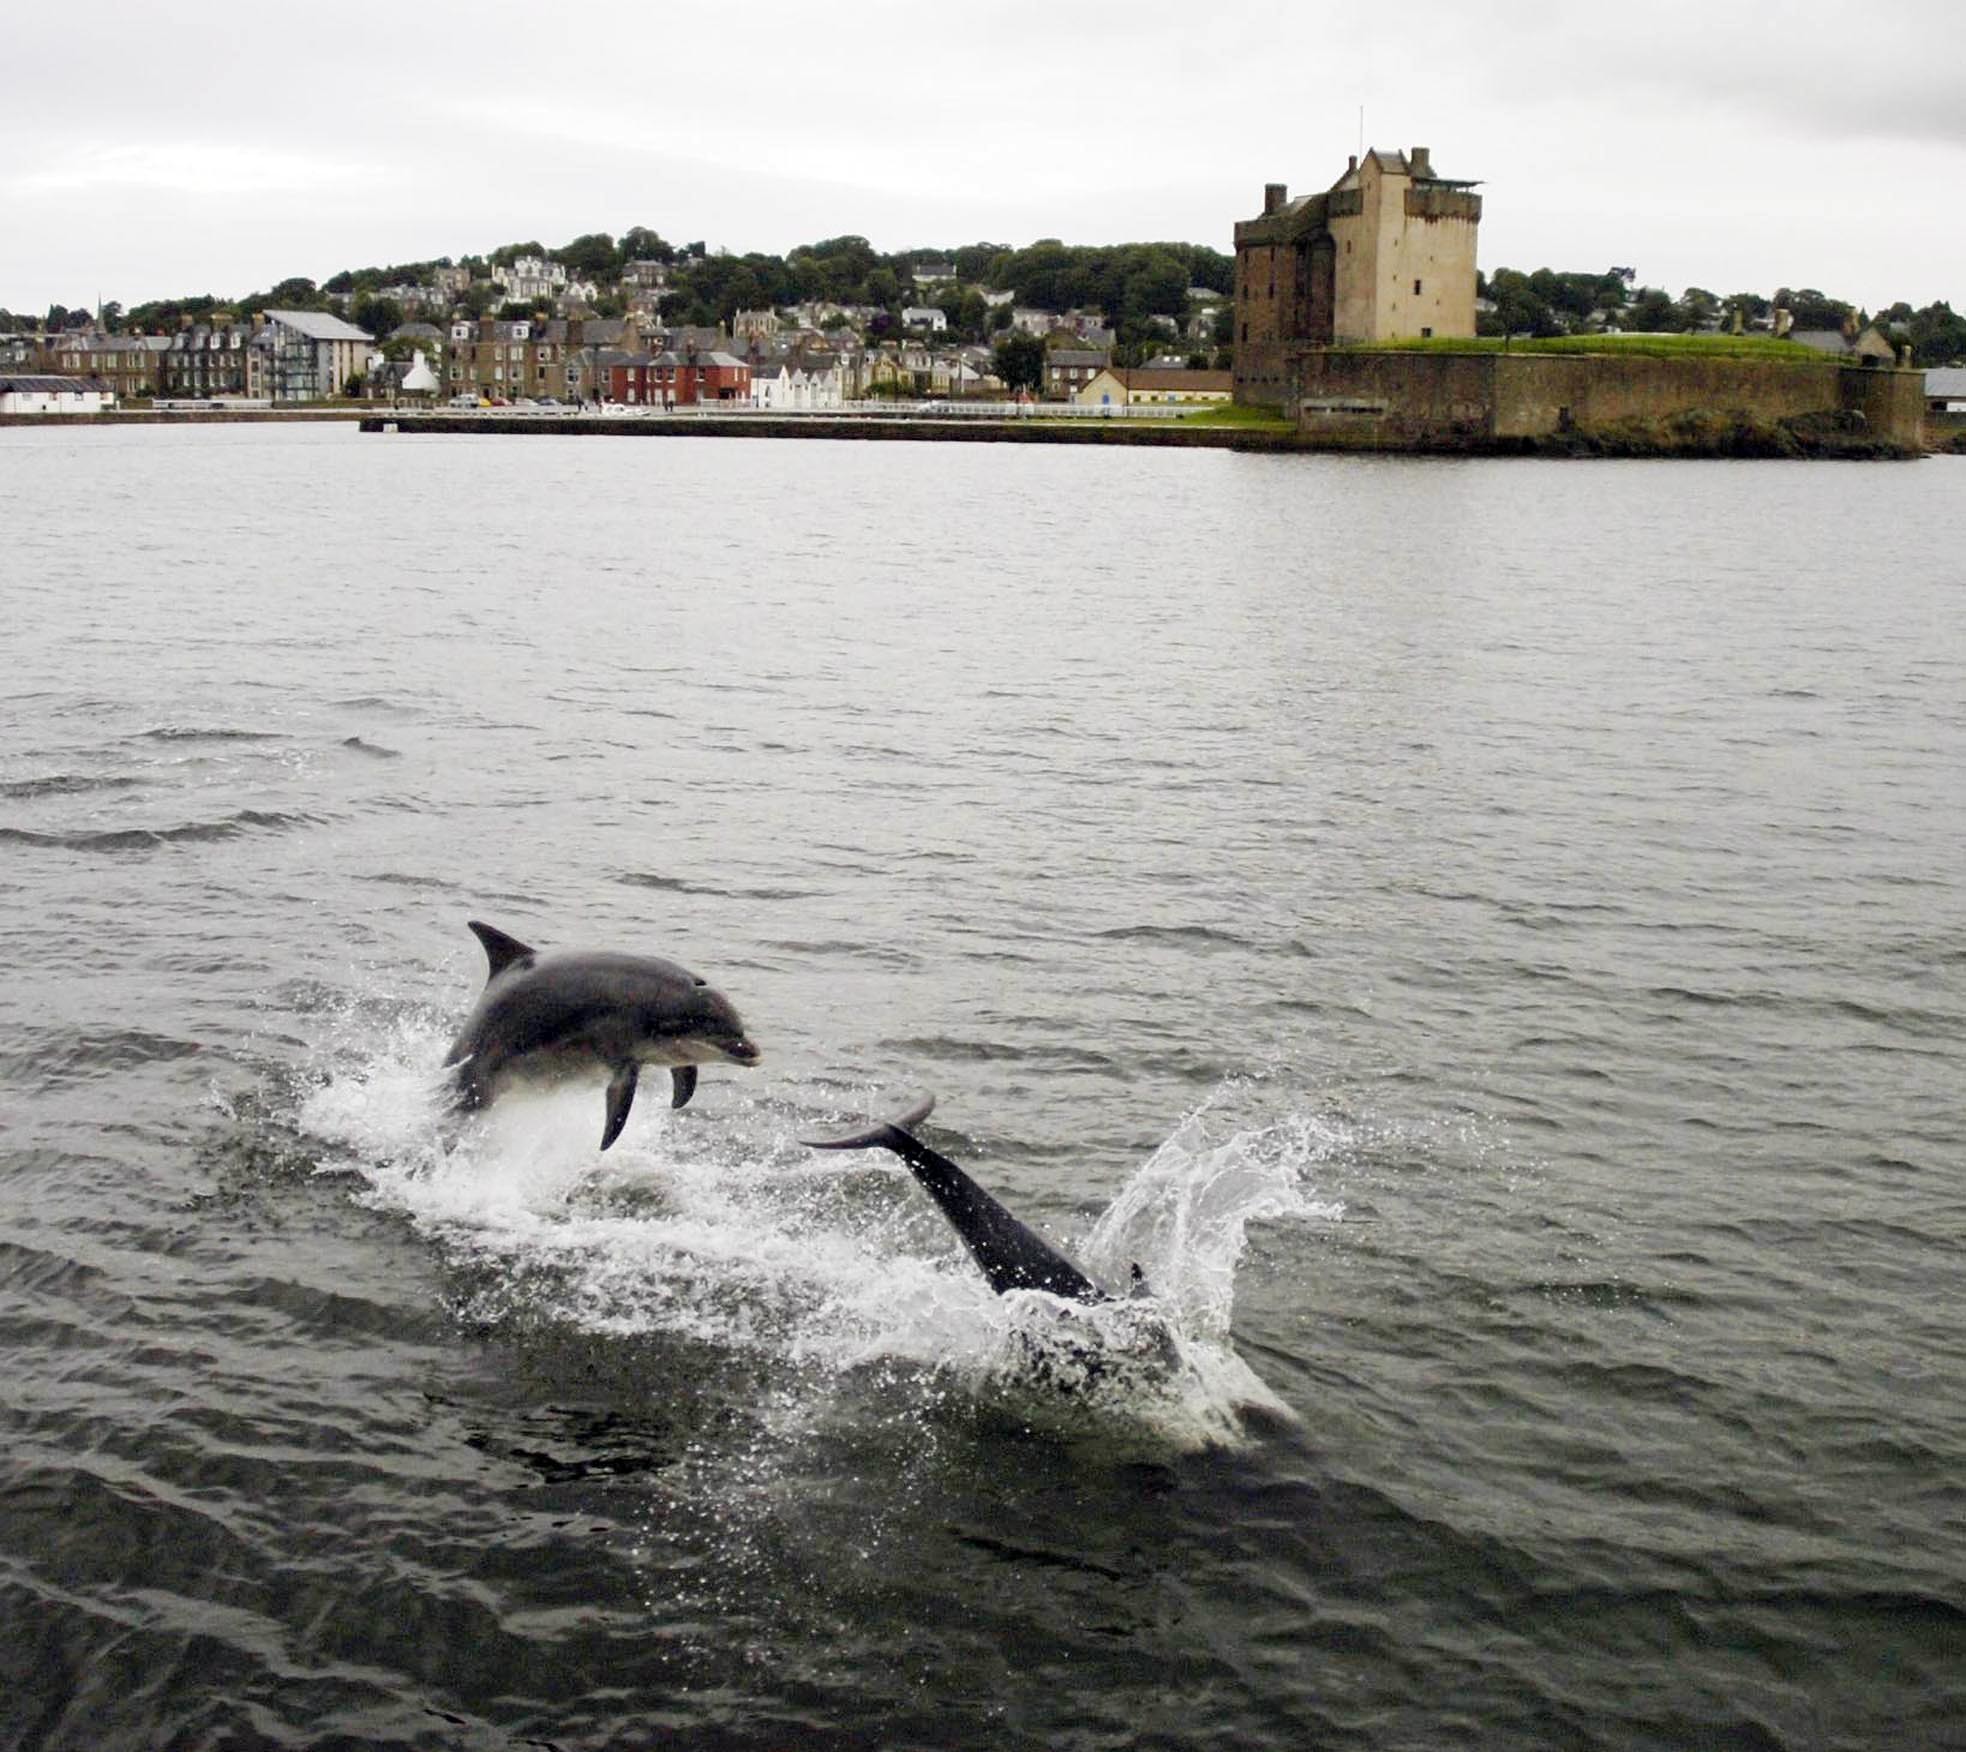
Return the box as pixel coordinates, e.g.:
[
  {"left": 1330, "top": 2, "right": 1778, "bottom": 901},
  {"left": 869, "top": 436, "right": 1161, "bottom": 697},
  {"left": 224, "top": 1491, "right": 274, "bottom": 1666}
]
[{"left": 692, "top": 978, "right": 707, "bottom": 988}]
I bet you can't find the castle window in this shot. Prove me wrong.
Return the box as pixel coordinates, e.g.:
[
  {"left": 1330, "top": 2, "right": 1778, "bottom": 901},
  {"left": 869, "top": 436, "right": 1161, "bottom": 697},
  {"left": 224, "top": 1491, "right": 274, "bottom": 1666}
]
[{"left": 1414, "top": 279, "right": 1423, "bottom": 295}]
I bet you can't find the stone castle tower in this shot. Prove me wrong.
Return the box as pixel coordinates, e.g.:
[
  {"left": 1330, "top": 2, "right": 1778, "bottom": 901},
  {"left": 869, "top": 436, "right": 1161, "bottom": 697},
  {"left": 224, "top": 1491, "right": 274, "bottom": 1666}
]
[{"left": 1233, "top": 146, "right": 1482, "bottom": 407}]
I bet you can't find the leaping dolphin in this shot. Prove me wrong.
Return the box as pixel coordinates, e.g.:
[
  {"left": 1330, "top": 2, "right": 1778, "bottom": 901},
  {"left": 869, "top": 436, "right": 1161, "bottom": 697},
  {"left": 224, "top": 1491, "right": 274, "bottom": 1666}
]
[
  {"left": 803, "top": 1095, "right": 1137, "bottom": 1303},
  {"left": 446, "top": 920, "right": 761, "bottom": 1150}
]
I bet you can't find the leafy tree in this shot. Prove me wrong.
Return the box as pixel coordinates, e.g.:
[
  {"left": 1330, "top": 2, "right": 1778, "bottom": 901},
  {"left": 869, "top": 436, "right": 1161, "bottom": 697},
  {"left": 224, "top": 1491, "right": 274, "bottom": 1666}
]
[
  {"left": 495, "top": 301, "right": 538, "bottom": 321},
  {"left": 1674, "top": 287, "right": 1721, "bottom": 332},
  {"left": 124, "top": 293, "right": 220, "bottom": 332},
  {"left": 1773, "top": 287, "right": 1853, "bottom": 331},
  {"left": 937, "top": 286, "right": 989, "bottom": 343},
  {"left": 991, "top": 331, "right": 1045, "bottom": 395},
  {"left": 1623, "top": 287, "right": 1677, "bottom": 333},
  {"left": 487, "top": 240, "right": 546, "bottom": 267},
  {"left": 620, "top": 226, "right": 674, "bottom": 264},
  {"left": 953, "top": 241, "right": 1012, "bottom": 283},
  {"left": 1118, "top": 250, "right": 1189, "bottom": 323},
  {"left": 353, "top": 293, "right": 406, "bottom": 336},
  {"left": 1726, "top": 292, "right": 1773, "bottom": 328},
  {"left": 1872, "top": 301, "right": 1952, "bottom": 364},
  {"left": 557, "top": 232, "right": 619, "bottom": 279},
  {"left": 1483, "top": 268, "right": 1564, "bottom": 337}
]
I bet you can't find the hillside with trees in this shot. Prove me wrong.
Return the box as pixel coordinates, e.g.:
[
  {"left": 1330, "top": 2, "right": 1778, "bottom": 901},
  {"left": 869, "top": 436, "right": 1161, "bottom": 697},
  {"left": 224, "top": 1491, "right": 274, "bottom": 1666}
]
[{"left": 6, "top": 229, "right": 1961, "bottom": 370}]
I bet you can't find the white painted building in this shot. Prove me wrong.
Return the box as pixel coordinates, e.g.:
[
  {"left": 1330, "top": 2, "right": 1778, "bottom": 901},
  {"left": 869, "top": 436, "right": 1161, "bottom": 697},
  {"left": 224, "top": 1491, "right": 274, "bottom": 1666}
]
[
  {"left": 902, "top": 306, "right": 949, "bottom": 333},
  {"left": 751, "top": 357, "right": 846, "bottom": 411},
  {"left": 0, "top": 374, "right": 112, "bottom": 413},
  {"left": 492, "top": 255, "right": 568, "bottom": 303}
]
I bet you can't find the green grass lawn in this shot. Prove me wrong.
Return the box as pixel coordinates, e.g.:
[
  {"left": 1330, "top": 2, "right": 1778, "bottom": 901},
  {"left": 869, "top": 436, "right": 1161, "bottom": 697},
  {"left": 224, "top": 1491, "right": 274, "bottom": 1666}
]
[
  {"left": 1174, "top": 403, "right": 1295, "bottom": 429},
  {"left": 1348, "top": 333, "right": 1838, "bottom": 365}
]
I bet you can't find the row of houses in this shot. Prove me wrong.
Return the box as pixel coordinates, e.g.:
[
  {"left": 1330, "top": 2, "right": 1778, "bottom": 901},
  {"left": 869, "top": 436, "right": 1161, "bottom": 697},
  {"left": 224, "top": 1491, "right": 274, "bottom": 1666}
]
[
  {"left": 411, "top": 313, "right": 1143, "bottom": 406},
  {"left": 31, "top": 309, "right": 374, "bottom": 402}
]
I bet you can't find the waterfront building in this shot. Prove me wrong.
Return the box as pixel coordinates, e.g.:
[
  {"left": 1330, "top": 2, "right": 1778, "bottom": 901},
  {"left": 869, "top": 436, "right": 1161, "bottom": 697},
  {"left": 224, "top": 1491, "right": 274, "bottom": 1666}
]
[
  {"left": 605, "top": 350, "right": 751, "bottom": 407},
  {"left": 155, "top": 323, "right": 256, "bottom": 399},
  {"left": 258, "top": 310, "right": 374, "bottom": 401},
  {"left": 1234, "top": 144, "right": 1481, "bottom": 406},
  {"left": 1042, "top": 346, "right": 1112, "bottom": 401},
  {"left": 751, "top": 355, "right": 847, "bottom": 411},
  {"left": 0, "top": 374, "right": 112, "bottom": 414},
  {"left": 1074, "top": 366, "right": 1232, "bottom": 408},
  {"left": 48, "top": 332, "right": 169, "bottom": 399}
]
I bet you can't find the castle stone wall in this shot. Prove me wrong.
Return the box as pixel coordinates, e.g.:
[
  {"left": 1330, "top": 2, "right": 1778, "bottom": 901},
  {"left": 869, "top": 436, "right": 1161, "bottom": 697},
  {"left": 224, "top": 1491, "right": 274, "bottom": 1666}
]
[{"left": 1292, "top": 351, "right": 1926, "bottom": 452}]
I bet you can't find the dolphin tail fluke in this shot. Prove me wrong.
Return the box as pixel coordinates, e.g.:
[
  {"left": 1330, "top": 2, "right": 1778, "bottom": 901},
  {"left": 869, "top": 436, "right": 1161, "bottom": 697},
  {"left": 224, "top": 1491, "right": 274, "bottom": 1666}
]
[
  {"left": 670, "top": 1065, "right": 697, "bottom": 1109},
  {"left": 801, "top": 1095, "right": 1105, "bottom": 1302},
  {"left": 801, "top": 1094, "right": 936, "bottom": 1150},
  {"left": 601, "top": 1062, "right": 639, "bottom": 1151}
]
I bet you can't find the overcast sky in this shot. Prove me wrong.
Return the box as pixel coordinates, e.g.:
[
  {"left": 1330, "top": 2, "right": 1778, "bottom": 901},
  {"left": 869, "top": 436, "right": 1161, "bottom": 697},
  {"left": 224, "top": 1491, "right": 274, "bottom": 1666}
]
[{"left": 4, "top": 0, "right": 1962, "bottom": 318}]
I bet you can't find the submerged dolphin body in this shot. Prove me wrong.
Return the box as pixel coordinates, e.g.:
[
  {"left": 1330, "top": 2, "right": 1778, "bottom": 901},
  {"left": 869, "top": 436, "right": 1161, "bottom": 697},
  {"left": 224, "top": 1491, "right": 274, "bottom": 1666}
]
[
  {"left": 802, "top": 1095, "right": 1137, "bottom": 1303},
  {"left": 446, "top": 920, "right": 761, "bottom": 1150}
]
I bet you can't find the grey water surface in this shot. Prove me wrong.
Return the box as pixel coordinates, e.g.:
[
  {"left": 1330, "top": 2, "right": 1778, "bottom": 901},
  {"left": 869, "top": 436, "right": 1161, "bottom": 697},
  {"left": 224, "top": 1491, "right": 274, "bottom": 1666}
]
[{"left": 2, "top": 422, "right": 1962, "bottom": 1751}]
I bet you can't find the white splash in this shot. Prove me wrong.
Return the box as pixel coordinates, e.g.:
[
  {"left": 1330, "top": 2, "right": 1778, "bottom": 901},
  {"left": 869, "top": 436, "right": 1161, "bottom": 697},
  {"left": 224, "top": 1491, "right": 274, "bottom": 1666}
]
[{"left": 294, "top": 1012, "right": 1343, "bottom": 1451}]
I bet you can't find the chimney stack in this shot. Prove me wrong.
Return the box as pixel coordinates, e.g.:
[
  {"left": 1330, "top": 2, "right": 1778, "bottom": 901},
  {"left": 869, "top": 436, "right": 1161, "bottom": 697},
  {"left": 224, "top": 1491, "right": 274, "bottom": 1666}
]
[
  {"left": 1409, "top": 146, "right": 1432, "bottom": 178},
  {"left": 1264, "top": 182, "right": 1287, "bottom": 215}
]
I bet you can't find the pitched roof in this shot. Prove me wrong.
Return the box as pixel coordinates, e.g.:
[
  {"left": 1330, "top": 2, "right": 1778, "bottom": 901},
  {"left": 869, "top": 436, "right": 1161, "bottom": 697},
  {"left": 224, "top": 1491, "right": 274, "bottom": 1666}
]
[{"left": 264, "top": 309, "right": 373, "bottom": 341}]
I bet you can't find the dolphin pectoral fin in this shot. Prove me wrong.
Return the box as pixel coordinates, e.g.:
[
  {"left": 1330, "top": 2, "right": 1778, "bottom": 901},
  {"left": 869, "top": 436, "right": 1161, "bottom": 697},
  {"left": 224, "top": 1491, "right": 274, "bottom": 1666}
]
[
  {"left": 601, "top": 1062, "right": 640, "bottom": 1151},
  {"left": 670, "top": 1066, "right": 697, "bottom": 1110},
  {"left": 467, "top": 920, "right": 538, "bottom": 979}
]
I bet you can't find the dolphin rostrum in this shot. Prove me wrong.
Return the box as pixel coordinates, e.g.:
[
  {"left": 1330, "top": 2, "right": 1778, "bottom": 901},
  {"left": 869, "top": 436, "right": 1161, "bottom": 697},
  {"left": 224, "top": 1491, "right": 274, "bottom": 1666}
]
[
  {"left": 803, "top": 1095, "right": 1135, "bottom": 1302},
  {"left": 446, "top": 920, "right": 761, "bottom": 1150}
]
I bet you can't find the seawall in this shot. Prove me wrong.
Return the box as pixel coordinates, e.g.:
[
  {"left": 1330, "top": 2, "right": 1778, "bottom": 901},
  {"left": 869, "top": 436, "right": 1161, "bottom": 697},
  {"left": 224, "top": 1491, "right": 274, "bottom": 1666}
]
[
  {"left": 1292, "top": 350, "right": 1928, "bottom": 457},
  {"left": 355, "top": 413, "right": 1290, "bottom": 448}
]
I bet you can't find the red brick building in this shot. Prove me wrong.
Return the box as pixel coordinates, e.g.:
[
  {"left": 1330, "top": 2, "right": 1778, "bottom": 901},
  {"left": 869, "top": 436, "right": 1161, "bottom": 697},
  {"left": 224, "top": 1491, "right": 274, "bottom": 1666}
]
[{"left": 606, "top": 350, "right": 752, "bottom": 408}]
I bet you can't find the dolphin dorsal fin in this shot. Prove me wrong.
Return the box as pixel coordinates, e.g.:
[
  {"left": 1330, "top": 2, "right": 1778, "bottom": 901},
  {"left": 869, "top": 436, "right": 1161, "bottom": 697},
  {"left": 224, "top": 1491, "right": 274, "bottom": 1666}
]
[{"left": 467, "top": 920, "right": 538, "bottom": 979}]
